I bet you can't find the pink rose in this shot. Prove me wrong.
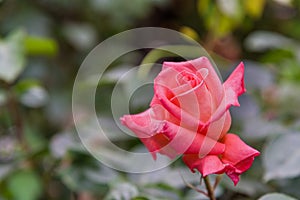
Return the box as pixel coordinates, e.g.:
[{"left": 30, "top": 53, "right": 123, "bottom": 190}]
[{"left": 121, "top": 57, "right": 259, "bottom": 185}]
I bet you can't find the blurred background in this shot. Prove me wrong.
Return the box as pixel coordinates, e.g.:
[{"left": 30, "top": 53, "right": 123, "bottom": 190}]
[{"left": 0, "top": 0, "right": 300, "bottom": 199}]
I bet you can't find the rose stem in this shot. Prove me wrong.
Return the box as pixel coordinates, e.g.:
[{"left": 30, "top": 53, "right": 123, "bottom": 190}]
[{"left": 204, "top": 176, "right": 216, "bottom": 200}]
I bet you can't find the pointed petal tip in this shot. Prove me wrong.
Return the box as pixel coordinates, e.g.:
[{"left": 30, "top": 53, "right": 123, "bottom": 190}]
[
  {"left": 222, "top": 61, "right": 247, "bottom": 110},
  {"left": 238, "top": 62, "right": 247, "bottom": 94},
  {"left": 150, "top": 152, "right": 157, "bottom": 160},
  {"left": 233, "top": 178, "right": 239, "bottom": 186},
  {"left": 226, "top": 171, "right": 240, "bottom": 186}
]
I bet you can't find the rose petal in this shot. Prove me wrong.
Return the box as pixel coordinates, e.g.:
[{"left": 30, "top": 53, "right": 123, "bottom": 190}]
[
  {"left": 154, "top": 84, "right": 205, "bottom": 131},
  {"left": 203, "top": 111, "right": 231, "bottom": 142},
  {"left": 120, "top": 109, "right": 161, "bottom": 138},
  {"left": 183, "top": 154, "right": 225, "bottom": 176},
  {"left": 223, "top": 62, "right": 246, "bottom": 107},
  {"left": 224, "top": 165, "right": 240, "bottom": 186},
  {"left": 221, "top": 133, "right": 260, "bottom": 180},
  {"left": 208, "top": 62, "right": 246, "bottom": 123},
  {"left": 153, "top": 57, "right": 225, "bottom": 130},
  {"left": 121, "top": 109, "right": 167, "bottom": 159},
  {"left": 159, "top": 121, "right": 225, "bottom": 156},
  {"left": 140, "top": 133, "right": 175, "bottom": 159},
  {"left": 150, "top": 103, "right": 180, "bottom": 125},
  {"left": 163, "top": 57, "right": 224, "bottom": 106},
  {"left": 153, "top": 66, "right": 186, "bottom": 91},
  {"left": 170, "top": 79, "right": 213, "bottom": 123}
]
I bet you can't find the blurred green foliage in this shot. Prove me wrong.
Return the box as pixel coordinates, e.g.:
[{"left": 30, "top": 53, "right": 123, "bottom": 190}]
[{"left": 0, "top": 0, "right": 300, "bottom": 199}]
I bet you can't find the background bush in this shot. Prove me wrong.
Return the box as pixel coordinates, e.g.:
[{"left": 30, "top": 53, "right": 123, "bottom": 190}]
[{"left": 0, "top": 0, "right": 300, "bottom": 199}]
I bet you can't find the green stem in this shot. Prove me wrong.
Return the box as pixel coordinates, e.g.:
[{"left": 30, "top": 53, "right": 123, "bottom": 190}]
[{"left": 204, "top": 176, "right": 216, "bottom": 200}]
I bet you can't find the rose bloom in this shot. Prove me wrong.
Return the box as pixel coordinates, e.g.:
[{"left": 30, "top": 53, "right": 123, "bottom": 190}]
[{"left": 121, "top": 57, "right": 259, "bottom": 185}]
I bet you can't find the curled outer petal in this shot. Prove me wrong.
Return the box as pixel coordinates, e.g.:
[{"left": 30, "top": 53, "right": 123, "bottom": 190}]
[
  {"left": 208, "top": 62, "right": 246, "bottom": 124},
  {"left": 182, "top": 133, "right": 260, "bottom": 185},
  {"left": 120, "top": 109, "right": 174, "bottom": 159},
  {"left": 221, "top": 134, "right": 260, "bottom": 185}
]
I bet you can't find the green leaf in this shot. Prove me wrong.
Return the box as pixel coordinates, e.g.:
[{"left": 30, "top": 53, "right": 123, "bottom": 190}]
[
  {"left": 14, "top": 79, "right": 42, "bottom": 94},
  {"left": 260, "top": 49, "right": 294, "bottom": 63},
  {"left": 24, "top": 36, "right": 58, "bottom": 56},
  {"left": 7, "top": 170, "right": 43, "bottom": 200},
  {"left": 197, "top": 0, "right": 213, "bottom": 17},
  {"left": 278, "top": 60, "right": 300, "bottom": 83},
  {"left": 258, "top": 193, "right": 297, "bottom": 200},
  {"left": 263, "top": 133, "right": 300, "bottom": 181},
  {"left": 198, "top": 1, "right": 240, "bottom": 38},
  {"left": 0, "top": 29, "right": 26, "bottom": 83},
  {"left": 244, "top": 0, "right": 266, "bottom": 18}
]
